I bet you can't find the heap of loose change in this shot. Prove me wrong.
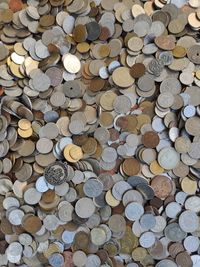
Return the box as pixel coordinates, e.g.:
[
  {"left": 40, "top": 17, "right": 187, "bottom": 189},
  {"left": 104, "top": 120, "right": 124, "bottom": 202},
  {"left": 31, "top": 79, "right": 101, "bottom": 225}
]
[{"left": 0, "top": 0, "right": 200, "bottom": 266}]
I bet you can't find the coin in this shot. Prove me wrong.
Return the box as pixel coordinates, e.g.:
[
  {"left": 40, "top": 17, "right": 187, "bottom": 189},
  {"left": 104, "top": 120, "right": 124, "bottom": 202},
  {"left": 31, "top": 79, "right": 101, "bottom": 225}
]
[
  {"left": 158, "top": 147, "right": 180, "bottom": 170},
  {"left": 44, "top": 161, "right": 68, "bottom": 186},
  {"left": 151, "top": 175, "right": 173, "bottom": 199},
  {"left": 63, "top": 54, "right": 81, "bottom": 74},
  {"left": 75, "top": 197, "right": 96, "bottom": 219}
]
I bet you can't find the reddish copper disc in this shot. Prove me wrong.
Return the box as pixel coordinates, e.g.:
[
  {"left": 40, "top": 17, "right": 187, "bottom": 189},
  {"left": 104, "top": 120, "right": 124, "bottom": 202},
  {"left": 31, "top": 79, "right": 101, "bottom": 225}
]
[
  {"left": 151, "top": 175, "right": 173, "bottom": 199},
  {"left": 142, "top": 131, "right": 160, "bottom": 148}
]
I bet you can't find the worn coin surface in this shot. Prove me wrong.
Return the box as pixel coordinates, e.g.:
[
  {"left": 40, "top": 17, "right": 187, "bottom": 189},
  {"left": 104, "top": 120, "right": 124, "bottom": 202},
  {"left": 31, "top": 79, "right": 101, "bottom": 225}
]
[{"left": 44, "top": 162, "right": 68, "bottom": 186}]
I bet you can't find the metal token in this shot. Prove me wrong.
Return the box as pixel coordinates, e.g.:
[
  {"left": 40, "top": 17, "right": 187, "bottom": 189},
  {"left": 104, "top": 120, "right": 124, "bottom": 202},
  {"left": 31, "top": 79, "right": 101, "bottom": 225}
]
[{"left": 44, "top": 161, "right": 68, "bottom": 186}]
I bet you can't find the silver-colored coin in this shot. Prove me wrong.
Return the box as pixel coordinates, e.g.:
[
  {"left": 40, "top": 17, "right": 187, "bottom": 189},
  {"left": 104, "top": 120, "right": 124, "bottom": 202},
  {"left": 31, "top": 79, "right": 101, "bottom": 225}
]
[
  {"left": 185, "top": 196, "right": 200, "bottom": 212},
  {"left": 164, "top": 223, "right": 186, "bottom": 242},
  {"left": 62, "top": 230, "right": 76, "bottom": 244},
  {"left": 155, "top": 259, "right": 178, "bottom": 267},
  {"left": 19, "top": 233, "right": 33, "bottom": 246},
  {"left": 139, "top": 231, "right": 156, "bottom": 248},
  {"left": 83, "top": 179, "right": 103, "bottom": 198},
  {"left": 184, "top": 236, "right": 200, "bottom": 253},
  {"left": 49, "top": 253, "right": 65, "bottom": 267},
  {"left": 179, "top": 210, "right": 199, "bottom": 233},
  {"left": 8, "top": 209, "right": 25, "bottom": 226},
  {"left": 140, "top": 214, "right": 156, "bottom": 230},
  {"left": 75, "top": 197, "right": 96, "bottom": 218},
  {"left": 24, "top": 188, "right": 42, "bottom": 205},
  {"left": 125, "top": 202, "right": 144, "bottom": 221},
  {"left": 3, "top": 196, "right": 20, "bottom": 210},
  {"left": 112, "top": 181, "right": 132, "bottom": 200},
  {"left": 101, "top": 147, "right": 117, "bottom": 163},
  {"left": 43, "top": 215, "right": 60, "bottom": 231},
  {"left": 158, "top": 147, "right": 180, "bottom": 170},
  {"left": 6, "top": 242, "right": 23, "bottom": 263},
  {"left": 35, "top": 176, "right": 49, "bottom": 193},
  {"left": 165, "top": 202, "right": 182, "bottom": 219}
]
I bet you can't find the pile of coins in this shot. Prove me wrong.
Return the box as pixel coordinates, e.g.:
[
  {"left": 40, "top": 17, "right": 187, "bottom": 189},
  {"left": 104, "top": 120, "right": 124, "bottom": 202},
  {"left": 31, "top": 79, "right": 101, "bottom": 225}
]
[{"left": 0, "top": 0, "right": 200, "bottom": 266}]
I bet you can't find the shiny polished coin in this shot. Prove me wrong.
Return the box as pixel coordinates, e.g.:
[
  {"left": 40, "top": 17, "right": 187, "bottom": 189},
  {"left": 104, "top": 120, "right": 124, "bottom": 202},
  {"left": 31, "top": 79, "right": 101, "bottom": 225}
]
[{"left": 63, "top": 53, "right": 81, "bottom": 74}]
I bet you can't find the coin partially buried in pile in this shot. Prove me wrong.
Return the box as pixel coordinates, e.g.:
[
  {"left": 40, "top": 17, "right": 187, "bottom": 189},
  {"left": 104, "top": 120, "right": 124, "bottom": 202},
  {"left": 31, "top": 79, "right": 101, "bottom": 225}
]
[{"left": 0, "top": 0, "right": 200, "bottom": 266}]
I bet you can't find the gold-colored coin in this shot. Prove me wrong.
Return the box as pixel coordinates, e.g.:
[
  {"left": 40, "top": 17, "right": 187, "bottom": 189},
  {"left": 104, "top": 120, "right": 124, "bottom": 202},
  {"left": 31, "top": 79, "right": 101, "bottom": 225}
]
[
  {"left": 188, "top": 12, "right": 200, "bottom": 29},
  {"left": 150, "top": 160, "right": 164, "bottom": 175},
  {"left": 9, "top": 62, "right": 24, "bottom": 78},
  {"left": 103, "top": 243, "right": 118, "bottom": 257},
  {"left": 181, "top": 176, "right": 197, "bottom": 195},
  {"left": 69, "top": 145, "right": 83, "bottom": 161},
  {"left": 1, "top": 9, "right": 13, "bottom": 23},
  {"left": 77, "top": 42, "right": 90, "bottom": 53},
  {"left": 18, "top": 119, "right": 32, "bottom": 130},
  {"left": 172, "top": 46, "right": 186, "bottom": 58},
  {"left": 18, "top": 127, "right": 33, "bottom": 138},
  {"left": 120, "top": 227, "right": 139, "bottom": 254},
  {"left": 99, "top": 112, "right": 114, "bottom": 127},
  {"left": 132, "top": 247, "right": 148, "bottom": 262},
  {"left": 91, "top": 143, "right": 103, "bottom": 159},
  {"left": 100, "top": 91, "right": 117, "bottom": 111},
  {"left": 81, "top": 137, "right": 97, "bottom": 155},
  {"left": 64, "top": 144, "right": 83, "bottom": 163},
  {"left": 136, "top": 114, "right": 151, "bottom": 130},
  {"left": 43, "top": 244, "right": 60, "bottom": 258},
  {"left": 196, "top": 69, "right": 200, "bottom": 80},
  {"left": 52, "top": 225, "right": 65, "bottom": 239},
  {"left": 105, "top": 190, "right": 120, "bottom": 207},
  {"left": 98, "top": 44, "right": 110, "bottom": 58}
]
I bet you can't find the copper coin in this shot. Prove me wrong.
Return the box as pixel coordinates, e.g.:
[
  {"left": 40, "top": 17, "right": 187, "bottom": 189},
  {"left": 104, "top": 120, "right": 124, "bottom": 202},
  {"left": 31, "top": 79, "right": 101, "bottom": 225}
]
[
  {"left": 151, "top": 175, "right": 173, "bottom": 199},
  {"left": 176, "top": 252, "right": 193, "bottom": 267},
  {"left": 130, "top": 63, "right": 146, "bottom": 78},
  {"left": 123, "top": 158, "right": 141, "bottom": 176},
  {"left": 142, "top": 131, "right": 160, "bottom": 148}
]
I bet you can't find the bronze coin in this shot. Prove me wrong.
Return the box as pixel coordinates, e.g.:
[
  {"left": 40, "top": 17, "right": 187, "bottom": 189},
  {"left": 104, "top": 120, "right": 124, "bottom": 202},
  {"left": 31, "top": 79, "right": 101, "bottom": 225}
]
[
  {"left": 168, "top": 243, "right": 185, "bottom": 258},
  {"left": 9, "top": 0, "right": 23, "bottom": 12},
  {"left": 151, "top": 175, "right": 173, "bottom": 199},
  {"left": 73, "top": 25, "right": 87, "bottom": 43},
  {"left": 155, "top": 35, "right": 176, "bottom": 50},
  {"left": 99, "top": 27, "right": 110, "bottom": 41},
  {"left": 22, "top": 215, "right": 42, "bottom": 234},
  {"left": 42, "top": 190, "right": 56, "bottom": 203},
  {"left": 142, "top": 131, "right": 160, "bottom": 148},
  {"left": 123, "top": 158, "right": 141, "bottom": 176},
  {"left": 176, "top": 252, "right": 193, "bottom": 267},
  {"left": 88, "top": 78, "right": 106, "bottom": 92},
  {"left": 130, "top": 63, "right": 146, "bottom": 78}
]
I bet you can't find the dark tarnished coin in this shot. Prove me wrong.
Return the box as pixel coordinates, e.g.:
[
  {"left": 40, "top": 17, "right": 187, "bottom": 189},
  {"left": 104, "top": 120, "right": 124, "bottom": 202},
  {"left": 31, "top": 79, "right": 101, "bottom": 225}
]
[
  {"left": 86, "top": 21, "right": 101, "bottom": 41},
  {"left": 44, "top": 161, "right": 68, "bottom": 185}
]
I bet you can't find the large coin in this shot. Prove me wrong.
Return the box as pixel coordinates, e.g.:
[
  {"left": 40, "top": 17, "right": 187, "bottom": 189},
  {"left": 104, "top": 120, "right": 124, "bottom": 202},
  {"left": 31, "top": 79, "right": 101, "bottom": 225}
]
[{"left": 44, "top": 161, "right": 68, "bottom": 185}]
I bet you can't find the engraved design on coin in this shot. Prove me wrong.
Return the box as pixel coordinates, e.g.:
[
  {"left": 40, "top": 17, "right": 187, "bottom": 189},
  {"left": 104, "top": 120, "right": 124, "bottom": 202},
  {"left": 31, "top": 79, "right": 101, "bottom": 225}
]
[{"left": 44, "top": 161, "right": 68, "bottom": 185}]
